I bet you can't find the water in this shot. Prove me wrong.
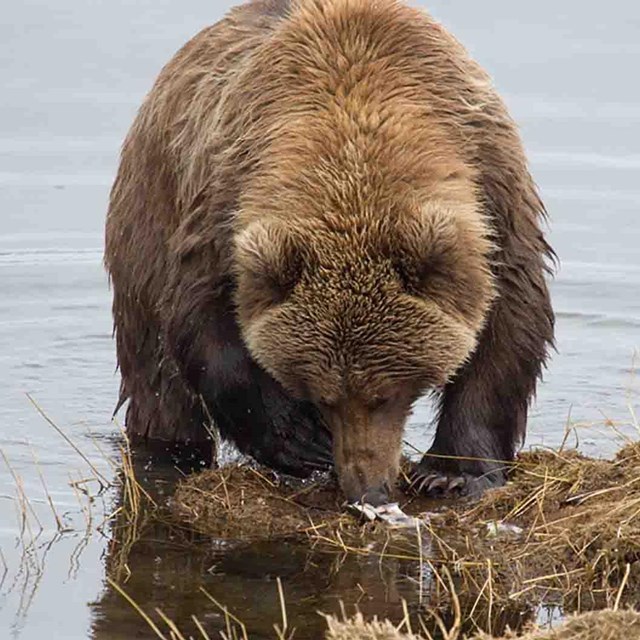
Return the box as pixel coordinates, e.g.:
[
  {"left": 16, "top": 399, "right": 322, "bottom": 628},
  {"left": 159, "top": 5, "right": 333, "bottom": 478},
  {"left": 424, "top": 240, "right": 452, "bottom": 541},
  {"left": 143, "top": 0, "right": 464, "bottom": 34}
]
[{"left": 1, "top": 0, "right": 639, "bottom": 637}]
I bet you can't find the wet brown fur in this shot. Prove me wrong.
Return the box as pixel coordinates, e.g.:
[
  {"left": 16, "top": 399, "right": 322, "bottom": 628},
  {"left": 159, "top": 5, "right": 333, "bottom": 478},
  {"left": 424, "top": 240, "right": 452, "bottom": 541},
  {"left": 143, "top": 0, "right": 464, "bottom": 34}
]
[{"left": 105, "top": 0, "right": 554, "bottom": 496}]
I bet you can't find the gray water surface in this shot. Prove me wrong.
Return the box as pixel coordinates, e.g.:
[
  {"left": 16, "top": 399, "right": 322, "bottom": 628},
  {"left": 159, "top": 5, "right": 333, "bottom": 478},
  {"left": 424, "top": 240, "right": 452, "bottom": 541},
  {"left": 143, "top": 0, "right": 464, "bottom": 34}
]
[{"left": 1, "top": 1, "right": 639, "bottom": 637}]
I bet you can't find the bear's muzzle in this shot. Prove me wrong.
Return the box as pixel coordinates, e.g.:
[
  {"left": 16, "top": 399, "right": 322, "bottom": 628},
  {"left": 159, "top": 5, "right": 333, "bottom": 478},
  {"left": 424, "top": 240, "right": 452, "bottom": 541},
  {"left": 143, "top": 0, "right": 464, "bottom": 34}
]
[{"left": 321, "top": 398, "right": 405, "bottom": 506}]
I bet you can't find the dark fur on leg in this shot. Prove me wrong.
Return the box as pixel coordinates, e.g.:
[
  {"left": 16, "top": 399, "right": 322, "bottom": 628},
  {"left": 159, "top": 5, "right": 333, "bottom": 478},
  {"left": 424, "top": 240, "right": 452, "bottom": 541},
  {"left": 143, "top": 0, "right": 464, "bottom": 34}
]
[
  {"left": 110, "top": 287, "right": 215, "bottom": 470},
  {"left": 163, "top": 284, "right": 333, "bottom": 478},
  {"left": 408, "top": 379, "right": 528, "bottom": 498},
  {"left": 209, "top": 369, "right": 333, "bottom": 477}
]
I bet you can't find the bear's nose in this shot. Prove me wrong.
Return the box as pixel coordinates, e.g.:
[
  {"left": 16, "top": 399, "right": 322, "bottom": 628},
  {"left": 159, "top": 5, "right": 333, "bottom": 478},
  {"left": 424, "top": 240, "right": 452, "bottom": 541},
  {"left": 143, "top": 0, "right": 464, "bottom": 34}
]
[
  {"left": 349, "top": 482, "right": 390, "bottom": 507},
  {"left": 362, "top": 485, "right": 390, "bottom": 507}
]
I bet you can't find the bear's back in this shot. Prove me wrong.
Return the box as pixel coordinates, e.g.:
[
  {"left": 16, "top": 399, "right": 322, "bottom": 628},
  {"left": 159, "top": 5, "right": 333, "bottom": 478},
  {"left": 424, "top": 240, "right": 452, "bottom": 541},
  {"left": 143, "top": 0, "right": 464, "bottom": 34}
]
[
  {"left": 107, "top": 0, "right": 535, "bottom": 312},
  {"left": 105, "top": 0, "right": 290, "bottom": 271}
]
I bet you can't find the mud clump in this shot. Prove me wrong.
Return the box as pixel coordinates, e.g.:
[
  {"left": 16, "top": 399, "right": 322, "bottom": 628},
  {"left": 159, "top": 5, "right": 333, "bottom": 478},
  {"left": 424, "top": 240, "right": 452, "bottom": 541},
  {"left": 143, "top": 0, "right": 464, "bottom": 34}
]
[
  {"left": 171, "top": 465, "right": 347, "bottom": 540},
  {"left": 171, "top": 458, "right": 433, "bottom": 542}
]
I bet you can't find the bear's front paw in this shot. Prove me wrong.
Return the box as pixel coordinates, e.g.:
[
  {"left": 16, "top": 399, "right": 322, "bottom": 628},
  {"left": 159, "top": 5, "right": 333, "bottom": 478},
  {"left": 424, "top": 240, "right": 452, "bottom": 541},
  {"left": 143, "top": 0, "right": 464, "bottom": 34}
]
[{"left": 405, "top": 463, "right": 502, "bottom": 499}]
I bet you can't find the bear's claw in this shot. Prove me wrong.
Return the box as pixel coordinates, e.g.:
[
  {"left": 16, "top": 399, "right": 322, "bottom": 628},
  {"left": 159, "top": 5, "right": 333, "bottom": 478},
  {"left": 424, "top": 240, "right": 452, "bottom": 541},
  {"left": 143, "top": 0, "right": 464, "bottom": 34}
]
[
  {"left": 407, "top": 470, "right": 468, "bottom": 497},
  {"left": 406, "top": 463, "right": 503, "bottom": 499}
]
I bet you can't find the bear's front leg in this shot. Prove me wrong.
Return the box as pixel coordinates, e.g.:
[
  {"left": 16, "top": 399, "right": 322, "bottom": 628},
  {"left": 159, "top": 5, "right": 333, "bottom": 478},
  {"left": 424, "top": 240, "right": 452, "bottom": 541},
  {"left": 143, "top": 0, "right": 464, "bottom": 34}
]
[
  {"left": 164, "top": 284, "right": 333, "bottom": 478},
  {"left": 205, "top": 358, "right": 334, "bottom": 478},
  {"left": 408, "top": 379, "right": 526, "bottom": 498},
  {"left": 409, "top": 264, "right": 554, "bottom": 498}
]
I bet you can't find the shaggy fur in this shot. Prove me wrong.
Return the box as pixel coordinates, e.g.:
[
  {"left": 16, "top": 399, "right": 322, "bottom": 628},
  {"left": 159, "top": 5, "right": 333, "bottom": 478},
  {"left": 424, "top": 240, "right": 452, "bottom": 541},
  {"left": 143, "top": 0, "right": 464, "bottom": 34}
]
[{"left": 105, "top": 0, "right": 554, "bottom": 499}]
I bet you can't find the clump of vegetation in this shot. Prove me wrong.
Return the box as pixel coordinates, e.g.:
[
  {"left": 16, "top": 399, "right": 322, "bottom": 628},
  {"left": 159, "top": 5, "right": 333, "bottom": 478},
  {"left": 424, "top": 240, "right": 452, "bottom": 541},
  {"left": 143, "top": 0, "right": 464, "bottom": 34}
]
[
  {"left": 324, "top": 612, "right": 422, "bottom": 640},
  {"left": 170, "top": 458, "right": 434, "bottom": 546},
  {"left": 171, "top": 464, "right": 345, "bottom": 540},
  {"left": 170, "top": 441, "right": 640, "bottom": 631},
  {"left": 434, "top": 442, "right": 640, "bottom": 613},
  {"left": 325, "top": 609, "right": 640, "bottom": 640}
]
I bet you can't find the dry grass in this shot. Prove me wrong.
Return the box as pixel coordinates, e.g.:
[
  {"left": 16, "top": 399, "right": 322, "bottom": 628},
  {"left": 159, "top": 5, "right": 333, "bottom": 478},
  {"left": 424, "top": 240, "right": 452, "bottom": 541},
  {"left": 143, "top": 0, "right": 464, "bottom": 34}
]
[
  {"left": 1, "top": 396, "right": 115, "bottom": 625},
  {"left": 171, "top": 464, "right": 345, "bottom": 540},
  {"left": 103, "top": 425, "right": 160, "bottom": 582},
  {"left": 433, "top": 443, "right": 640, "bottom": 614},
  {"left": 324, "top": 612, "right": 423, "bottom": 640},
  {"left": 170, "top": 442, "right": 640, "bottom": 631},
  {"left": 107, "top": 580, "right": 640, "bottom": 640},
  {"left": 325, "top": 609, "right": 640, "bottom": 640}
]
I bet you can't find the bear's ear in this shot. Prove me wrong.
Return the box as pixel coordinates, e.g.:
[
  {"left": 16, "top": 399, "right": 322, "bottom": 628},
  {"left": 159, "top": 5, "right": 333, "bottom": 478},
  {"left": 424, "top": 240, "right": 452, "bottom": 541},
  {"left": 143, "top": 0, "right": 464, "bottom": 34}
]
[
  {"left": 235, "top": 220, "right": 305, "bottom": 316},
  {"left": 395, "top": 201, "right": 496, "bottom": 325}
]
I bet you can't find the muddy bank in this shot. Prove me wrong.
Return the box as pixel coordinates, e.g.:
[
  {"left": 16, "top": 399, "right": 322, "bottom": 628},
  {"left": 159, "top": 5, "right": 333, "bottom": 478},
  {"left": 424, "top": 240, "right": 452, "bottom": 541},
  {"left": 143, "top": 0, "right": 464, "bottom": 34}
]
[{"left": 168, "top": 441, "right": 640, "bottom": 634}]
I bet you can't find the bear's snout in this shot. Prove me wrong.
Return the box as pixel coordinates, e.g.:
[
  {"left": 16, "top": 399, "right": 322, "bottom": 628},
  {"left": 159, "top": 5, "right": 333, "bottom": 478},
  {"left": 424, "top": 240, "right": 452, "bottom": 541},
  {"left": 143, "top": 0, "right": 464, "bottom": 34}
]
[{"left": 322, "top": 398, "right": 406, "bottom": 506}]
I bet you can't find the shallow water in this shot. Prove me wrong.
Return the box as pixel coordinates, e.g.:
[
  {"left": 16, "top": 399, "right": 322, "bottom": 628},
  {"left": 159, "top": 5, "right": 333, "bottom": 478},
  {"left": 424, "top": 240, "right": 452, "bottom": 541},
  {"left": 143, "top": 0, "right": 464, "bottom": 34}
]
[{"left": 1, "top": 0, "right": 639, "bottom": 637}]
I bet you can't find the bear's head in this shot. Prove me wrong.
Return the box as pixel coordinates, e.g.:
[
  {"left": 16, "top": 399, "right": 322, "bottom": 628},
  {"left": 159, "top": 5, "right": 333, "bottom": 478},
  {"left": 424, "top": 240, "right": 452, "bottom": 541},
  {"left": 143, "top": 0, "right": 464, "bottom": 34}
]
[{"left": 234, "top": 198, "right": 495, "bottom": 505}]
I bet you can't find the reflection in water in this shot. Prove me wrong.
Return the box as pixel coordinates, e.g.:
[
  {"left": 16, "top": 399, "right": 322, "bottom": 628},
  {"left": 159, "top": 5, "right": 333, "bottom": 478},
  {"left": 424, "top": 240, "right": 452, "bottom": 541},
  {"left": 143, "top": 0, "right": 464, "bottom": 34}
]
[
  {"left": 89, "top": 452, "right": 424, "bottom": 639},
  {"left": 0, "top": 431, "right": 114, "bottom": 638},
  {"left": 93, "top": 533, "right": 424, "bottom": 639}
]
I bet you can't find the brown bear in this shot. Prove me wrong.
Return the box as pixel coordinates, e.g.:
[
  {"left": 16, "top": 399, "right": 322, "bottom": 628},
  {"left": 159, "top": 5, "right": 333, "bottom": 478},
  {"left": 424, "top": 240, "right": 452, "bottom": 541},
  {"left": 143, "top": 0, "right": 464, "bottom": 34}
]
[{"left": 105, "top": 0, "right": 554, "bottom": 505}]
